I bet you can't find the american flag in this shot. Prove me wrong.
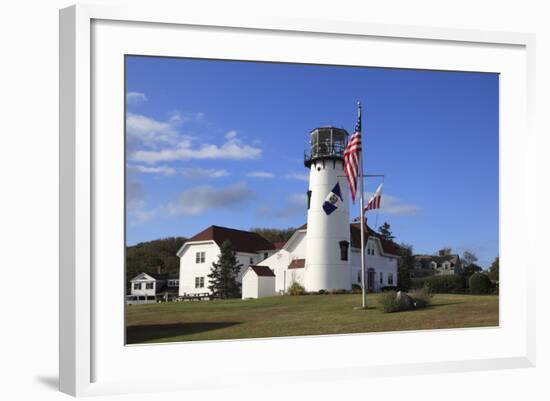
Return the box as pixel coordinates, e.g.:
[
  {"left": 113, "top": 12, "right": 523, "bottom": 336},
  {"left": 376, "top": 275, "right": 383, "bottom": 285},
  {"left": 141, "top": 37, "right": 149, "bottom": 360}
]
[
  {"left": 364, "top": 183, "right": 383, "bottom": 212},
  {"left": 344, "top": 110, "right": 362, "bottom": 203}
]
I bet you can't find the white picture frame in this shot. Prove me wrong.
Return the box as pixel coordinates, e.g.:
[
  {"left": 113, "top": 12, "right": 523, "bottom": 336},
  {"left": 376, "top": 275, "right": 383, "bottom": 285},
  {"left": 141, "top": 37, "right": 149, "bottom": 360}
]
[{"left": 59, "top": 4, "right": 536, "bottom": 397}]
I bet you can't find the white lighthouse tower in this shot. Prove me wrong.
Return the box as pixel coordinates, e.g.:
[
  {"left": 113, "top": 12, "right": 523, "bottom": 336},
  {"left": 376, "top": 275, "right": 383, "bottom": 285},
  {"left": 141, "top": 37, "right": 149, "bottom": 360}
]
[{"left": 303, "top": 127, "right": 352, "bottom": 292}]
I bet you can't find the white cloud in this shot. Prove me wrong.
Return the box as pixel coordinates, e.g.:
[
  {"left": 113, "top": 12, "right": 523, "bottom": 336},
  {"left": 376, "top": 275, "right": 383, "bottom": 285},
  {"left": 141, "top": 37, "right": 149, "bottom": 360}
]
[
  {"left": 130, "top": 202, "right": 157, "bottom": 225},
  {"left": 167, "top": 182, "right": 253, "bottom": 216},
  {"left": 271, "top": 193, "right": 307, "bottom": 219},
  {"left": 181, "top": 168, "right": 230, "bottom": 179},
  {"left": 364, "top": 192, "right": 420, "bottom": 216},
  {"left": 168, "top": 111, "right": 205, "bottom": 124},
  {"left": 126, "top": 91, "right": 148, "bottom": 104},
  {"left": 128, "top": 164, "right": 176, "bottom": 176},
  {"left": 246, "top": 171, "right": 275, "bottom": 178},
  {"left": 126, "top": 180, "right": 156, "bottom": 225},
  {"left": 126, "top": 113, "right": 262, "bottom": 164},
  {"left": 130, "top": 141, "right": 262, "bottom": 164},
  {"left": 126, "top": 112, "right": 179, "bottom": 147},
  {"left": 225, "top": 130, "right": 238, "bottom": 140},
  {"left": 284, "top": 172, "right": 309, "bottom": 182}
]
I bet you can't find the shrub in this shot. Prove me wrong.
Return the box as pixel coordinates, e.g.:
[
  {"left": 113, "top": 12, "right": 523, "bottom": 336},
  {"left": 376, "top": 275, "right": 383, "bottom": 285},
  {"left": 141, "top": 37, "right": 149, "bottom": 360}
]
[
  {"left": 410, "top": 275, "right": 466, "bottom": 293},
  {"left": 317, "top": 289, "right": 327, "bottom": 295},
  {"left": 469, "top": 272, "right": 492, "bottom": 294},
  {"left": 378, "top": 290, "right": 401, "bottom": 313},
  {"left": 351, "top": 284, "right": 362, "bottom": 293},
  {"left": 380, "top": 286, "right": 398, "bottom": 292},
  {"left": 329, "top": 289, "right": 351, "bottom": 295},
  {"left": 409, "top": 284, "right": 432, "bottom": 309},
  {"left": 287, "top": 282, "right": 306, "bottom": 296}
]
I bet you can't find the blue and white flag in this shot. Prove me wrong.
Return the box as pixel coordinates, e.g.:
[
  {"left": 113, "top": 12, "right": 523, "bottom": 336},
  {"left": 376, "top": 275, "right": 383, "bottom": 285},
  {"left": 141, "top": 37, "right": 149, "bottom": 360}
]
[{"left": 322, "top": 182, "right": 343, "bottom": 215}]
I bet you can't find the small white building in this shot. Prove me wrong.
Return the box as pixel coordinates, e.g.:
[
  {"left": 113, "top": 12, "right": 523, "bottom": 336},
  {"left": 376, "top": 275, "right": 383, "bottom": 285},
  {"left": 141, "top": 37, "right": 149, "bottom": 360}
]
[
  {"left": 241, "top": 265, "right": 276, "bottom": 299},
  {"left": 129, "top": 272, "right": 180, "bottom": 301},
  {"left": 130, "top": 272, "right": 159, "bottom": 297}
]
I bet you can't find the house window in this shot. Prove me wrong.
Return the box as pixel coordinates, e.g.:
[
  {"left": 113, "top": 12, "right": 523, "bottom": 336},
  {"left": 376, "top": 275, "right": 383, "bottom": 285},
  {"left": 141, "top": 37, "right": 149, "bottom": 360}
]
[
  {"left": 249, "top": 257, "right": 254, "bottom": 265},
  {"left": 339, "top": 241, "right": 349, "bottom": 261},
  {"left": 264, "top": 252, "right": 268, "bottom": 260},
  {"left": 388, "top": 273, "right": 394, "bottom": 285},
  {"left": 133, "top": 283, "right": 141, "bottom": 290},
  {"left": 195, "top": 277, "right": 205, "bottom": 288},
  {"left": 195, "top": 251, "right": 205, "bottom": 263},
  {"left": 357, "top": 271, "right": 361, "bottom": 283},
  {"left": 145, "top": 282, "right": 154, "bottom": 290},
  {"left": 168, "top": 279, "right": 179, "bottom": 287},
  {"left": 380, "top": 272, "right": 383, "bottom": 284}
]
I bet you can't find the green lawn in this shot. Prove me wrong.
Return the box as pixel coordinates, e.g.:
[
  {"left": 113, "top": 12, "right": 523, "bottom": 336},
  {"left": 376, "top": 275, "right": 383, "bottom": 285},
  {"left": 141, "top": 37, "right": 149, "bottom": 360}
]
[{"left": 126, "top": 293, "right": 499, "bottom": 344}]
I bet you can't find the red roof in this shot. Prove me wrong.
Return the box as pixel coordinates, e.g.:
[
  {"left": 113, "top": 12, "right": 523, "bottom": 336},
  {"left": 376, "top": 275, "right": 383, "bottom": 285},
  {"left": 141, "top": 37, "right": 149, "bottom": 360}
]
[
  {"left": 186, "top": 225, "right": 275, "bottom": 253},
  {"left": 250, "top": 265, "right": 275, "bottom": 277},
  {"left": 288, "top": 259, "right": 305, "bottom": 269}
]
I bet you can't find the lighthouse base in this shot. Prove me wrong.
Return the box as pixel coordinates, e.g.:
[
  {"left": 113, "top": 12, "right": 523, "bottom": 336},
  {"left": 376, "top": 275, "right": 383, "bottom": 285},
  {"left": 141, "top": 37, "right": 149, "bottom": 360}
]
[{"left": 303, "top": 264, "right": 352, "bottom": 292}]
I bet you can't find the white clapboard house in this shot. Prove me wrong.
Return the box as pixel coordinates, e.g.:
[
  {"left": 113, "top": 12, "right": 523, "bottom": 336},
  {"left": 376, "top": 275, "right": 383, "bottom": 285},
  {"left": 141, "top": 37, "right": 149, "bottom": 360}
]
[{"left": 176, "top": 226, "right": 281, "bottom": 296}]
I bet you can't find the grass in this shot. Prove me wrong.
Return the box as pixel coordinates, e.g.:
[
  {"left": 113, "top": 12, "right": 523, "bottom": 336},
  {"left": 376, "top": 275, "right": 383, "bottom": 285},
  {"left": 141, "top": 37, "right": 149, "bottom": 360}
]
[{"left": 126, "top": 293, "right": 499, "bottom": 344}]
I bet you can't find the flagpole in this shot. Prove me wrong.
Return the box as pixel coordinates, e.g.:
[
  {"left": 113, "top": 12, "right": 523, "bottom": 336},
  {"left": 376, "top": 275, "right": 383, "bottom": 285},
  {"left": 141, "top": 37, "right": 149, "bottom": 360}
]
[{"left": 358, "top": 102, "right": 367, "bottom": 309}]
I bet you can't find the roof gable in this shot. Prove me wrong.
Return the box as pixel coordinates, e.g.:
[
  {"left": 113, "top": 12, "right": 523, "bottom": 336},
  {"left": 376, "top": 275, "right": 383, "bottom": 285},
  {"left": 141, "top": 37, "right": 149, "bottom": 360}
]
[
  {"left": 249, "top": 265, "right": 276, "bottom": 277},
  {"left": 130, "top": 272, "right": 155, "bottom": 282}
]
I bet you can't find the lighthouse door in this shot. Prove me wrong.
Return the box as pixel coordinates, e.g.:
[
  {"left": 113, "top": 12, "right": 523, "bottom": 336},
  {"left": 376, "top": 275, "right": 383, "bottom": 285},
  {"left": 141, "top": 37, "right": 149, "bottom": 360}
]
[{"left": 367, "top": 268, "right": 375, "bottom": 291}]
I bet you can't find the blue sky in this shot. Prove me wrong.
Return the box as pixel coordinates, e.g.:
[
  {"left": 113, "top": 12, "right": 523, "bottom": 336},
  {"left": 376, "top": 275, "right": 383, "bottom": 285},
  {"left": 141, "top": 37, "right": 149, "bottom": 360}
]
[{"left": 125, "top": 56, "right": 499, "bottom": 268}]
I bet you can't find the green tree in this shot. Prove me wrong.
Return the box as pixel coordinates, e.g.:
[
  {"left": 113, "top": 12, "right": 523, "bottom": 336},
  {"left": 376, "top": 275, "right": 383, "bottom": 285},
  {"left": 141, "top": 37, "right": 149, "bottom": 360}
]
[
  {"left": 463, "top": 263, "right": 483, "bottom": 277},
  {"left": 469, "top": 272, "right": 492, "bottom": 294},
  {"left": 208, "top": 240, "right": 243, "bottom": 299},
  {"left": 437, "top": 248, "right": 452, "bottom": 256},
  {"left": 488, "top": 256, "right": 499, "bottom": 281},
  {"left": 397, "top": 243, "right": 413, "bottom": 291},
  {"left": 250, "top": 227, "right": 296, "bottom": 243},
  {"left": 462, "top": 250, "right": 478, "bottom": 267},
  {"left": 125, "top": 236, "right": 186, "bottom": 282},
  {"left": 378, "top": 222, "right": 395, "bottom": 241}
]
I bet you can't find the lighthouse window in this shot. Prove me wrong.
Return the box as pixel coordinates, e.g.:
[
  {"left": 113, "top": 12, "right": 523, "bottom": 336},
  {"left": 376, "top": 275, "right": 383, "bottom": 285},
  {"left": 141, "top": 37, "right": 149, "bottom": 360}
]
[
  {"left": 339, "top": 241, "right": 349, "bottom": 261},
  {"left": 307, "top": 190, "right": 312, "bottom": 209}
]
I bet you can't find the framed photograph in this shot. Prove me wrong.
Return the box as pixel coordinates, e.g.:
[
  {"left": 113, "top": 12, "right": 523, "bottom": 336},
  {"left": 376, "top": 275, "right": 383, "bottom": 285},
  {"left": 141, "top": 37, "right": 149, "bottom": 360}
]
[{"left": 59, "top": 4, "right": 536, "bottom": 397}]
